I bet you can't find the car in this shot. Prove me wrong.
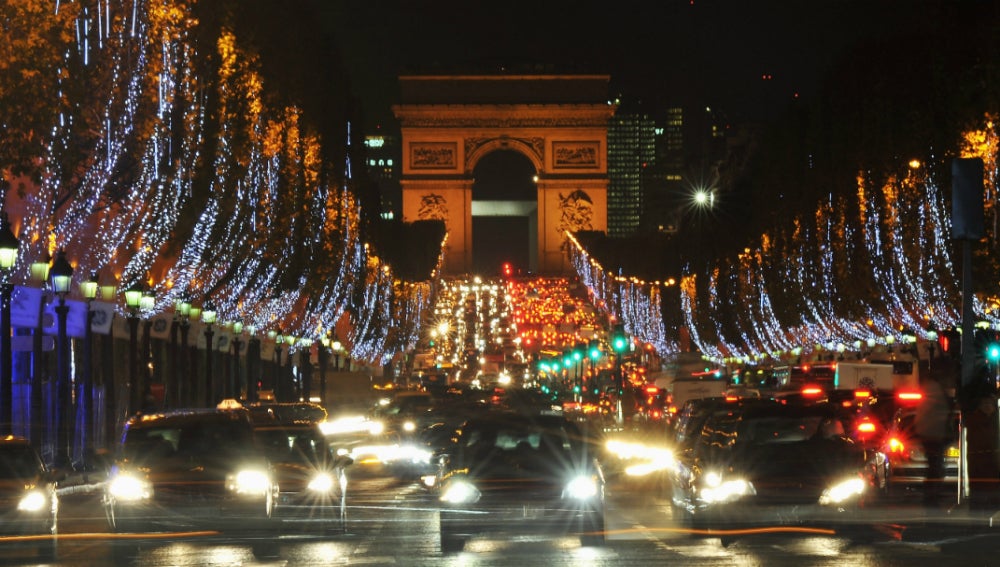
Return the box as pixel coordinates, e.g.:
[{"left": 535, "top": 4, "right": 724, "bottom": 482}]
[
  {"left": 246, "top": 401, "right": 328, "bottom": 425},
  {"left": 435, "top": 412, "right": 605, "bottom": 553},
  {"left": 884, "top": 406, "right": 961, "bottom": 492},
  {"left": 103, "top": 408, "right": 278, "bottom": 560},
  {"left": 669, "top": 398, "right": 886, "bottom": 543},
  {"left": 253, "top": 422, "right": 353, "bottom": 535},
  {"left": 0, "top": 436, "right": 60, "bottom": 560}
]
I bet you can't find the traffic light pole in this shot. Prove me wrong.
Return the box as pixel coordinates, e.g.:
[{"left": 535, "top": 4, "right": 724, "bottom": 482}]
[{"left": 615, "top": 351, "right": 624, "bottom": 425}]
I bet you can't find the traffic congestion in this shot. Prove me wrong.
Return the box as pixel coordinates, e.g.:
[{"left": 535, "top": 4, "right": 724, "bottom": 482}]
[{"left": 0, "top": 273, "right": 993, "bottom": 565}]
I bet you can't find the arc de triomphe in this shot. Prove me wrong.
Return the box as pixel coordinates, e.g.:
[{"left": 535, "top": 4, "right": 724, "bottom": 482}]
[{"left": 393, "top": 74, "right": 614, "bottom": 275}]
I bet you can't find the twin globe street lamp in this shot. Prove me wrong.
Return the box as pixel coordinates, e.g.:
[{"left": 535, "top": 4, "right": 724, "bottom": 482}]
[
  {"left": 0, "top": 211, "right": 19, "bottom": 436},
  {"left": 49, "top": 249, "right": 74, "bottom": 467}
]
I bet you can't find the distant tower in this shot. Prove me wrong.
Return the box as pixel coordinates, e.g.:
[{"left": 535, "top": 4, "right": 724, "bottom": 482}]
[
  {"left": 364, "top": 129, "right": 401, "bottom": 220},
  {"left": 607, "top": 109, "right": 655, "bottom": 237}
]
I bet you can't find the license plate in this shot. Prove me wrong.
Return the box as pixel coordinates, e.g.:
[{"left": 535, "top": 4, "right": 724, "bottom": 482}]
[{"left": 946, "top": 447, "right": 960, "bottom": 458}]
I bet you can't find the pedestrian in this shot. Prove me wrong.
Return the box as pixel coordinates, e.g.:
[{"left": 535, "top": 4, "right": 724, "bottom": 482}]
[{"left": 913, "top": 374, "right": 952, "bottom": 505}]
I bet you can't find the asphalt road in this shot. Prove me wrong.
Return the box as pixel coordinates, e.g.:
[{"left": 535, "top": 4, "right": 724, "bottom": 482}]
[{"left": 4, "top": 464, "right": 1000, "bottom": 566}]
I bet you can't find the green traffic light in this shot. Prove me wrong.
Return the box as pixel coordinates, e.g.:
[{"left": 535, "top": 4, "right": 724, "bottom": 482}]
[
  {"left": 612, "top": 335, "right": 627, "bottom": 353},
  {"left": 988, "top": 344, "right": 1000, "bottom": 361}
]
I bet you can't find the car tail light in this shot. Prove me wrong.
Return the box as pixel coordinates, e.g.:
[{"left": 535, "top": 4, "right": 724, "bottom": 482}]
[
  {"left": 856, "top": 420, "right": 877, "bottom": 434},
  {"left": 801, "top": 386, "right": 824, "bottom": 397},
  {"left": 888, "top": 437, "right": 907, "bottom": 456},
  {"left": 897, "top": 391, "right": 922, "bottom": 403},
  {"left": 854, "top": 390, "right": 871, "bottom": 399}
]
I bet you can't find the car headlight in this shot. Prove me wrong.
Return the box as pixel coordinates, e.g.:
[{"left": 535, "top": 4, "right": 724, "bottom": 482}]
[
  {"left": 819, "top": 476, "right": 866, "bottom": 505},
  {"left": 368, "top": 421, "right": 385, "bottom": 435},
  {"left": 228, "top": 469, "right": 271, "bottom": 496},
  {"left": 564, "top": 475, "right": 600, "bottom": 500},
  {"left": 402, "top": 420, "right": 416, "bottom": 432},
  {"left": 308, "top": 472, "right": 335, "bottom": 493},
  {"left": 700, "top": 473, "right": 753, "bottom": 504},
  {"left": 17, "top": 490, "right": 47, "bottom": 512},
  {"left": 440, "top": 479, "right": 481, "bottom": 504},
  {"left": 108, "top": 473, "right": 152, "bottom": 501}
]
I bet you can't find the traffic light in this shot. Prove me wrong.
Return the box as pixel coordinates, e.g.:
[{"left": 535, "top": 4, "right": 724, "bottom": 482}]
[
  {"left": 588, "top": 339, "right": 601, "bottom": 360},
  {"left": 611, "top": 324, "right": 628, "bottom": 353},
  {"left": 988, "top": 342, "right": 1000, "bottom": 363},
  {"left": 502, "top": 262, "right": 513, "bottom": 277},
  {"left": 572, "top": 342, "right": 584, "bottom": 362}
]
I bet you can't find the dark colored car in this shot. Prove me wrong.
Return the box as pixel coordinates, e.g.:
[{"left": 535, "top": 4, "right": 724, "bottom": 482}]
[
  {"left": 247, "top": 402, "right": 328, "bottom": 425},
  {"left": 103, "top": 409, "right": 278, "bottom": 559},
  {"left": 669, "top": 398, "right": 885, "bottom": 542},
  {"left": 884, "top": 407, "right": 961, "bottom": 491},
  {"left": 0, "top": 437, "right": 60, "bottom": 560},
  {"left": 436, "top": 412, "right": 605, "bottom": 552},
  {"left": 253, "top": 422, "right": 353, "bottom": 534}
]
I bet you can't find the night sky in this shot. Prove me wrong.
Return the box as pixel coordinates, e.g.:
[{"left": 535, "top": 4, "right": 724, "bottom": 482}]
[{"left": 321, "top": 0, "right": 955, "bottom": 130}]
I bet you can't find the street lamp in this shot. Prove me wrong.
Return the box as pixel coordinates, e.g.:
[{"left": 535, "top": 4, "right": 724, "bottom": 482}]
[
  {"left": 245, "top": 325, "right": 260, "bottom": 403},
  {"left": 140, "top": 287, "right": 155, "bottom": 409},
  {"left": 187, "top": 304, "right": 201, "bottom": 405},
  {"left": 332, "top": 338, "right": 342, "bottom": 372},
  {"left": 273, "top": 330, "right": 284, "bottom": 400},
  {"left": 29, "top": 253, "right": 49, "bottom": 452},
  {"left": 284, "top": 334, "right": 296, "bottom": 401},
  {"left": 202, "top": 301, "right": 217, "bottom": 406},
  {"left": 173, "top": 292, "right": 191, "bottom": 406},
  {"left": 50, "top": 249, "right": 74, "bottom": 467},
  {"left": 79, "top": 271, "right": 98, "bottom": 467},
  {"left": 229, "top": 320, "right": 243, "bottom": 399},
  {"left": 319, "top": 334, "right": 329, "bottom": 405},
  {"left": 98, "top": 278, "right": 117, "bottom": 451},
  {"left": 124, "top": 281, "right": 143, "bottom": 415},
  {"left": 0, "top": 211, "right": 19, "bottom": 436}
]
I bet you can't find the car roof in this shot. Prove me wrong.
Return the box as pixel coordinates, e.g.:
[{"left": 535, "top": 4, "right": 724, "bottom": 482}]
[
  {"left": 124, "top": 408, "right": 253, "bottom": 430},
  {"left": 0, "top": 435, "right": 33, "bottom": 448}
]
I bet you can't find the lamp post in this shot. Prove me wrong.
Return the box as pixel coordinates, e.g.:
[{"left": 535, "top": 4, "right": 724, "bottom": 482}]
[
  {"left": 98, "top": 279, "right": 117, "bottom": 451},
  {"left": 318, "top": 335, "right": 329, "bottom": 405},
  {"left": 0, "top": 211, "right": 19, "bottom": 436},
  {"left": 230, "top": 320, "right": 243, "bottom": 400},
  {"left": 50, "top": 249, "right": 74, "bottom": 467},
  {"left": 79, "top": 272, "right": 98, "bottom": 467},
  {"left": 332, "top": 338, "right": 342, "bottom": 372},
  {"left": 172, "top": 293, "right": 191, "bottom": 407},
  {"left": 140, "top": 287, "right": 155, "bottom": 410},
  {"left": 187, "top": 304, "right": 200, "bottom": 406},
  {"left": 202, "top": 302, "right": 216, "bottom": 407},
  {"left": 285, "top": 335, "right": 297, "bottom": 402},
  {"left": 29, "top": 253, "right": 49, "bottom": 452},
  {"left": 124, "top": 282, "right": 143, "bottom": 415},
  {"left": 273, "top": 330, "right": 284, "bottom": 401},
  {"left": 299, "top": 338, "right": 312, "bottom": 402},
  {"left": 246, "top": 325, "right": 259, "bottom": 403}
]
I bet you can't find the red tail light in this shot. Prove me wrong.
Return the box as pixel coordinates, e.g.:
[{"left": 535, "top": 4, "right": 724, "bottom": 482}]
[
  {"left": 856, "top": 421, "right": 877, "bottom": 434},
  {"left": 854, "top": 390, "right": 871, "bottom": 399},
  {"left": 801, "top": 386, "right": 824, "bottom": 397},
  {"left": 888, "top": 437, "right": 906, "bottom": 454},
  {"left": 897, "top": 391, "right": 923, "bottom": 403},
  {"left": 725, "top": 395, "right": 739, "bottom": 402}
]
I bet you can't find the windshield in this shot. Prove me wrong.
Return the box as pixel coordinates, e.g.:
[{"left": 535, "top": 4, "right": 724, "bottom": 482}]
[
  {"left": 255, "top": 428, "right": 330, "bottom": 466},
  {"left": 122, "top": 420, "right": 256, "bottom": 465},
  {"left": 0, "top": 445, "right": 42, "bottom": 480}
]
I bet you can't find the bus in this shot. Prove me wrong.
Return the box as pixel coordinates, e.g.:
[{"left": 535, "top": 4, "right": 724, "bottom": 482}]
[{"left": 772, "top": 362, "right": 838, "bottom": 391}]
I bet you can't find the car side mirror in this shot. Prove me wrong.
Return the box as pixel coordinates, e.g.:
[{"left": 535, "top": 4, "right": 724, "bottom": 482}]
[{"left": 335, "top": 454, "right": 354, "bottom": 468}]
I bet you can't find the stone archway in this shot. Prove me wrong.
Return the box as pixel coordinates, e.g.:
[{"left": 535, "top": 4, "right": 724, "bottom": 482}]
[{"left": 393, "top": 74, "right": 615, "bottom": 275}]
